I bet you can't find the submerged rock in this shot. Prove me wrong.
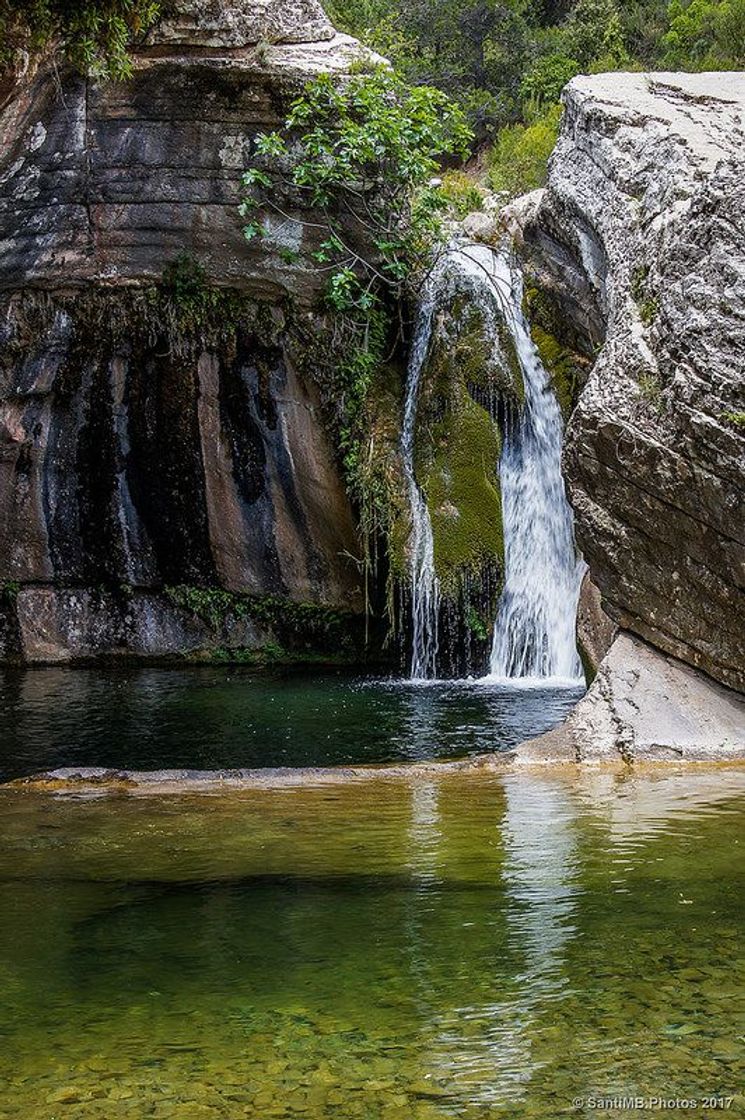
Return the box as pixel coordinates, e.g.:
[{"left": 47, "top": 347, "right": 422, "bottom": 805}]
[{"left": 513, "top": 72, "right": 745, "bottom": 694}]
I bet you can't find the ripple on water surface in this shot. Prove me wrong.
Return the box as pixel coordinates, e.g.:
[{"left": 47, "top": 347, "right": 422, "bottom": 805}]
[
  {"left": 0, "top": 769, "right": 743, "bottom": 1118},
  {"left": 0, "top": 667, "right": 584, "bottom": 779}
]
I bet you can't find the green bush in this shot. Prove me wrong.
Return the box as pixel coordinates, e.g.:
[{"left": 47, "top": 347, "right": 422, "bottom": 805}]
[
  {"left": 564, "top": 0, "right": 629, "bottom": 67},
  {"left": 488, "top": 104, "right": 562, "bottom": 199},
  {"left": 664, "top": 0, "right": 745, "bottom": 67},
  {"left": 520, "top": 52, "right": 581, "bottom": 106},
  {"left": 242, "top": 67, "right": 471, "bottom": 309},
  {"left": 0, "top": 0, "right": 161, "bottom": 77},
  {"left": 438, "top": 170, "right": 485, "bottom": 219}
]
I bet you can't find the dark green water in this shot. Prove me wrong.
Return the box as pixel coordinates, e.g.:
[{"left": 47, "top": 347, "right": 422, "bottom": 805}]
[
  {"left": 0, "top": 668, "right": 583, "bottom": 779},
  {"left": 0, "top": 770, "right": 743, "bottom": 1119}
]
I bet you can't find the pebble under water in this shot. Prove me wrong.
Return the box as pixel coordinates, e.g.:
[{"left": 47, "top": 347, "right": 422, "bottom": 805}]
[{"left": 0, "top": 770, "right": 743, "bottom": 1119}]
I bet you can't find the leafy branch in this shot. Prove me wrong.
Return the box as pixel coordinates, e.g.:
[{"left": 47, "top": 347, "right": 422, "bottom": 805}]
[{"left": 240, "top": 66, "right": 473, "bottom": 314}]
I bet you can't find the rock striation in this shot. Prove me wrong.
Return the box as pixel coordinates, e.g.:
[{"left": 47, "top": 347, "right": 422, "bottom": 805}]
[
  {"left": 0, "top": 1, "right": 371, "bottom": 662},
  {"left": 512, "top": 72, "right": 745, "bottom": 695}
]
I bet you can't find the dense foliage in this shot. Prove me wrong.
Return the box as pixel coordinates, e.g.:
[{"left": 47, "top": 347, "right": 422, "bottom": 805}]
[
  {"left": 328, "top": 0, "right": 745, "bottom": 195},
  {"left": 0, "top": 0, "right": 160, "bottom": 77}
]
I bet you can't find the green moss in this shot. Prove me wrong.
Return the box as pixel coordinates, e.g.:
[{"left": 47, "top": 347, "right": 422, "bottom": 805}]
[
  {"left": 146, "top": 254, "right": 259, "bottom": 348},
  {"left": 630, "top": 264, "right": 658, "bottom": 326},
  {"left": 522, "top": 286, "right": 590, "bottom": 419},
  {"left": 720, "top": 411, "right": 745, "bottom": 429},
  {"left": 530, "top": 323, "right": 577, "bottom": 420},
  {"left": 422, "top": 390, "right": 503, "bottom": 593},
  {"left": 0, "top": 581, "right": 20, "bottom": 607},
  {"left": 407, "top": 287, "right": 521, "bottom": 596},
  {"left": 188, "top": 644, "right": 357, "bottom": 669},
  {"left": 425, "top": 299, "right": 524, "bottom": 405},
  {"left": 164, "top": 586, "right": 359, "bottom": 655},
  {"left": 466, "top": 606, "right": 489, "bottom": 642}
]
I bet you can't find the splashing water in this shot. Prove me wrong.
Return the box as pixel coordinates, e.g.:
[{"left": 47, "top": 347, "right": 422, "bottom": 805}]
[{"left": 402, "top": 243, "right": 584, "bottom": 682}]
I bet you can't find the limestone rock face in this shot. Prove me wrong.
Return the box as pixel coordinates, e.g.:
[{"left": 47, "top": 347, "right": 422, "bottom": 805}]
[
  {"left": 148, "top": 0, "right": 335, "bottom": 48},
  {"left": 0, "top": 5, "right": 371, "bottom": 293},
  {"left": 0, "top": 3, "right": 368, "bottom": 662},
  {"left": 517, "top": 632, "right": 745, "bottom": 763},
  {"left": 515, "top": 73, "right": 745, "bottom": 693}
]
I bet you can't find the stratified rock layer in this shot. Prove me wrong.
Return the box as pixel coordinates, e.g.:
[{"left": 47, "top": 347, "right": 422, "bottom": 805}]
[
  {"left": 0, "top": 3, "right": 369, "bottom": 662},
  {"left": 516, "top": 73, "right": 745, "bottom": 692}
]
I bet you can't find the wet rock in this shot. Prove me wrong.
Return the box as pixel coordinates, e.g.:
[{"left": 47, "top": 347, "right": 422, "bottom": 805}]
[
  {"left": 0, "top": 2, "right": 370, "bottom": 662},
  {"left": 577, "top": 572, "right": 616, "bottom": 679},
  {"left": 46, "top": 1086, "right": 82, "bottom": 1104},
  {"left": 515, "top": 73, "right": 745, "bottom": 693}
]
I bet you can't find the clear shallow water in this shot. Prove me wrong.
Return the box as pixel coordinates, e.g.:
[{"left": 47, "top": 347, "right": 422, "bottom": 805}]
[
  {"left": 0, "top": 770, "right": 743, "bottom": 1119},
  {"left": 0, "top": 668, "right": 583, "bottom": 780}
]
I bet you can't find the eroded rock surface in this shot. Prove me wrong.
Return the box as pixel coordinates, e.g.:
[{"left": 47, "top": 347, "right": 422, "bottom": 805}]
[
  {"left": 0, "top": 2, "right": 369, "bottom": 662},
  {"left": 518, "top": 632, "right": 745, "bottom": 763},
  {"left": 513, "top": 72, "right": 745, "bottom": 693}
]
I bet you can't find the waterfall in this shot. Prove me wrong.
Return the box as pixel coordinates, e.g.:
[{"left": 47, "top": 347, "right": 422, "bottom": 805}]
[
  {"left": 482, "top": 251, "right": 585, "bottom": 683},
  {"left": 401, "top": 277, "right": 440, "bottom": 680},
  {"left": 402, "top": 242, "right": 584, "bottom": 683}
]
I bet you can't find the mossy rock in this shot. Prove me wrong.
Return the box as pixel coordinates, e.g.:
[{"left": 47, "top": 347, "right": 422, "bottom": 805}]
[
  {"left": 420, "top": 389, "right": 503, "bottom": 593},
  {"left": 423, "top": 299, "right": 524, "bottom": 406},
  {"left": 165, "top": 586, "right": 363, "bottom": 656},
  {"left": 408, "top": 287, "right": 517, "bottom": 595},
  {"left": 523, "top": 287, "right": 590, "bottom": 420}
]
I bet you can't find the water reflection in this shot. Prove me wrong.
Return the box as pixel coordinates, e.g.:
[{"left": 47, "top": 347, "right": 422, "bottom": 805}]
[
  {"left": 0, "top": 769, "right": 741, "bottom": 1118},
  {"left": 0, "top": 667, "right": 583, "bottom": 778}
]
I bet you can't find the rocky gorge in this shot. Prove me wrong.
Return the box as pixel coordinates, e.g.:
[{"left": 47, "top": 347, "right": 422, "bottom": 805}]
[{"left": 0, "top": 1, "right": 743, "bottom": 759}]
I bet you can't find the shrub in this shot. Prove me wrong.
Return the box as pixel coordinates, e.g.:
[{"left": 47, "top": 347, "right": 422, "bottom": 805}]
[
  {"left": 564, "top": 0, "right": 629, "bottom": 67},
  {"left": 0, "top": 0, "right": 161, "bottom": 77},
  {"left": 520, "top": 51, "right": 580, "bottom": 106},
  {"left": 664, "top": 0, "right": 745, "bottom": 67},
  {"left": 488, "top": 103, "right": 562, "bottom": 199},
  {"left": 241, "top": 67, "right": 472, "bottom": 310},
  {"left": 438, "top": 170, "right": 485, "bottom": 219}
]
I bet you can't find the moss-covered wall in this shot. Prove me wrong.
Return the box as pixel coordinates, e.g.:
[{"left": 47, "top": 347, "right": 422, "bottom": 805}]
[
  {"left": 522, "top": 285, "right": 594, "bottom": 419},
  {"left": 393, "top": 290, "right": 529, "bottom": 673}
]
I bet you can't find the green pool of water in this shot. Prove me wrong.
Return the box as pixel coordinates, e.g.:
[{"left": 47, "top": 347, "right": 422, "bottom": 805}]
[
  {"left": 0, "top": 770, "right": 743, "bottom": 1119},
  {"left": 0, "top": 668, "right": 584, "bottom": 779}
]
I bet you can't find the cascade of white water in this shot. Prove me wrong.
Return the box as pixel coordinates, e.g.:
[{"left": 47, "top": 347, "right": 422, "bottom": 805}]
[
  {"left": 402, "top": 242, "right": 584, "bottom": 683},
  {"left": 482, "top": 250, "right": 586, "bottom": 683},
  {"left": 401, "top": 276, "right": 440, "bottom": 680}
]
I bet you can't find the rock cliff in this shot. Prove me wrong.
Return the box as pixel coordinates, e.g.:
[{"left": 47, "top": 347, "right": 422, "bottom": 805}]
[
  {"left": 513, "top": 72, "right": 745, "bottom": 696},
  {"left": 0, "top": 0, "right": 373, "bottom": 663}
]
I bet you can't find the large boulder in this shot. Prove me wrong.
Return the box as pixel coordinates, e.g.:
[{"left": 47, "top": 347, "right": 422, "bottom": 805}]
[
  {"left": 513, "top": 72, "right": 745, "bottom": 694},
  {"left": 517, "top": 632, "right": 745, "bottom": 763}
]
